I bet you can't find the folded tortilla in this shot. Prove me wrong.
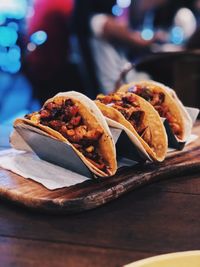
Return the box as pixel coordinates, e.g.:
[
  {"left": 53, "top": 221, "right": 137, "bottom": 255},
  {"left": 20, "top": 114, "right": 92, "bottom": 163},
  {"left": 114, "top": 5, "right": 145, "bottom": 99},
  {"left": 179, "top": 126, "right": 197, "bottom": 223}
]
[
  {"left": 95, "top": 92, "right": 168, "bottom": 162},
  {"left": 118, "top": 80, "right": 192, "bottom": 142},
  {"left": 12, "top": 91, "right": 117, "bottom": 177}
]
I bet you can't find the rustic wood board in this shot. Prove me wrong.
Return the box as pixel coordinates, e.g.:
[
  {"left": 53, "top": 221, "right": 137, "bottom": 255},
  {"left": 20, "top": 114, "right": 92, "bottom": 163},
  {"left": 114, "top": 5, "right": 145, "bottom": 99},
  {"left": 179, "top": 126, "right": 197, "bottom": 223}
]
[{"left": 0, "top": 124, "right": 200, "bottom": 214}]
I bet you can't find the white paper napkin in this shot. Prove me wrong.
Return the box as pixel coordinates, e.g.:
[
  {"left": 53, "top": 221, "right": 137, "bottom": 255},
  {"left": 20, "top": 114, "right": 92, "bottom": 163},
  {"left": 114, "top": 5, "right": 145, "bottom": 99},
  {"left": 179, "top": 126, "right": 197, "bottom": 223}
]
[
  {"left": 0, "top": 105, "right": 198, "bottom": 190},
  {"left": 167, "top": 134, "right": 198, "bottom": 153},
  {"left": 0, "top": 149, "right": 89, "bottom": 190},
  {"left": 0, "top": 131, "right": 197, "bottom": 190}
]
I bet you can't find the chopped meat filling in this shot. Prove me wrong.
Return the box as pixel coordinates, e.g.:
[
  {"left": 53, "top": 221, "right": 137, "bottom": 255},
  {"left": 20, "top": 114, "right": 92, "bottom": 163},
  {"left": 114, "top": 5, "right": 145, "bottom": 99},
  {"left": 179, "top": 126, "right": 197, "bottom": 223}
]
[
  {"left": 96, "top": 93, "right": 152, "bottom": 147},
  {"left": 128, "top": 85, "right": 182, "bottom": 137},
  {"left": 25, "top": 98, "right": 108, "bottom": 173}
]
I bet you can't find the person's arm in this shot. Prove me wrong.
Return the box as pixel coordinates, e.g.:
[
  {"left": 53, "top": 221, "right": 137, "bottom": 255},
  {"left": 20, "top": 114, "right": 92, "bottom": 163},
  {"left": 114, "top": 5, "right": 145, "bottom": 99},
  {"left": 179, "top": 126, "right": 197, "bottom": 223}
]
[{"left": 90, "top": 14, "right": 154, "bottom": 47}]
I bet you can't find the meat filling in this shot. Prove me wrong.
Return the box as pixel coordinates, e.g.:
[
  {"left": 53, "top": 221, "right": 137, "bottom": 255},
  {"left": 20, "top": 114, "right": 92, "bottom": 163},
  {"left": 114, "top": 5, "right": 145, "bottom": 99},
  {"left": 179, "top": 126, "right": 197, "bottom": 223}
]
[
  {"left": 96, "top": 93, "right": 152, "bottom": 147},
  {"left": 25, "top": 98, "right": 108, "bottom": 173},
  {"left": 128, "top": 85, "right": 182, "bottom": 137}
]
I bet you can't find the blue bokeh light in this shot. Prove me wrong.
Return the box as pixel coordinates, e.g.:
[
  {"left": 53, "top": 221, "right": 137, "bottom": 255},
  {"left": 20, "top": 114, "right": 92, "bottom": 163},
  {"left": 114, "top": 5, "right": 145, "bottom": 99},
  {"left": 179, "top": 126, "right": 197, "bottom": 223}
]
[
  {"left": 0, "top": 44, "right": 21, "bottom": 73},
  {"left": 0, "top": 26, "right": 18, "bottom": 47},
  {"left": 8, "top": 46, "right": 21, "bottom": 61},
  {"left": 0, "top": 73, "right": 33, "bottom": 123},
  {"left": 141, "top": 28, "right": 154, "bottom": 40},
  {"left": 7, "top": 22, "right": 19, "bottom": 32},
  {"left": 0, "top": 14, "right": 6, "bottom": 25},
  {"left": 117, "top": 0, "right": 131, "bottom": 8},
  {"left": 1, "top": 60, "right": 21, "bottom": 73},
  {"left": 112, "top": 4, "right": 123, "bottom": 17},
  {"left": 30, "top": 31, "right": 48, "bottom": 45},
  {"left": 171, "top": 26, "right": 184, "bottom": 45},
  {"left": 0, "top": 47, "right": 7, "bottom": 66},
  {"left": 0, "top": 0, "right": 27, "bottom": 20}
]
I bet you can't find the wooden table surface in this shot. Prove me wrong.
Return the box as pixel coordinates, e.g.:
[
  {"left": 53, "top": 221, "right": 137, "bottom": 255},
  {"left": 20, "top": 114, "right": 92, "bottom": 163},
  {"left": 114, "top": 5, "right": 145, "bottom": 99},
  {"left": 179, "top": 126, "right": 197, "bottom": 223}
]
[{"left": 1, "top": 129, "right": 200, "bottom": 266}]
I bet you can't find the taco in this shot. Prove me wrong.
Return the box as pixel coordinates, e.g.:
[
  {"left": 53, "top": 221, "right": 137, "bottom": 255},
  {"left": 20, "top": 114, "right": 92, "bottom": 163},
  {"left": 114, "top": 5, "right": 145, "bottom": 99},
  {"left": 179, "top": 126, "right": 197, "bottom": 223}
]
[
  {"left": 95, "top": 92, "right": 168, "bottom": 162},
  {"left": 118, "top": 81, "right": 192, "bottom": 142},
  {"left": 13, "top": 91, "right": 117, "bottom": 177}
]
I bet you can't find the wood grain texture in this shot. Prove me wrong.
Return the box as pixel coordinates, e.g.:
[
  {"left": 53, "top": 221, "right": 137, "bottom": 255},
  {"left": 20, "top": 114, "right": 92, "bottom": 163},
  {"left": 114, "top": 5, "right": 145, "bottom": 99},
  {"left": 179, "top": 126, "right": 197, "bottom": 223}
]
[
  {"left": 0, "top": 236, "right": 155, "bottom": 267},
  {"left": 0, "top": 177, "right": 200, "bottom": 253},
  {"left": 0, "top": 123, "right": 200, "bottom": 213},
  {"left": 153, "top": 173, "right": 200, "bottom": 194}
]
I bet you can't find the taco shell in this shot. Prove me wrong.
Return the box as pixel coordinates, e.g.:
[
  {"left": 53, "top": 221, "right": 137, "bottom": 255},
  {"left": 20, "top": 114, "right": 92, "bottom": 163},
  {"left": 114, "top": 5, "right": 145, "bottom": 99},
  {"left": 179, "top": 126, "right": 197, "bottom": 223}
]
[
  {"left": 95, "top": 92, "right": 168, "bottom": 162},
  {"left": 118, "top": 80, "right": 192, "bottom": 142},
  {"left": 12, "top": 91, "right": 117, "bottom": 177}
]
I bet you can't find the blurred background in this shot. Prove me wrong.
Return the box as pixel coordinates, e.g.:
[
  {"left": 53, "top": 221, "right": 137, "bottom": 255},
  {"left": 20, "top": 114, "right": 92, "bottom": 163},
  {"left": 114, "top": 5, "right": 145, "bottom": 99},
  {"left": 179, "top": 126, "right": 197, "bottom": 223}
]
[{"left": 0, "top": 0, "right": 200, "bottom": 146}]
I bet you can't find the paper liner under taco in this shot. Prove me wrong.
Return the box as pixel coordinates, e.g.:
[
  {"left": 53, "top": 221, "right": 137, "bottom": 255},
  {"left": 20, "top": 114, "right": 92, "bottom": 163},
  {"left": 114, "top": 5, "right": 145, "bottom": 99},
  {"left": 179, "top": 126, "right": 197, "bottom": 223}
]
[
  {"left": 12, "top": 91, "right": 117, "bottom": 177},
  {"left": 118, "top": 80, "right": 192, "bottom": 142},
  {"left": 95, "top": 92, "right": 168, "bottom": 162}
]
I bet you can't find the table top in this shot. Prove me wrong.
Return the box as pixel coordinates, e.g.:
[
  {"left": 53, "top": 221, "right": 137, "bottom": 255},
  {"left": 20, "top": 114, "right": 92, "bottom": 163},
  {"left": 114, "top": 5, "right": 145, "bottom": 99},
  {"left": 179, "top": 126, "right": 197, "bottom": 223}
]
[{"left": 1, "top": 128, "right": 200, "bottom": 267}]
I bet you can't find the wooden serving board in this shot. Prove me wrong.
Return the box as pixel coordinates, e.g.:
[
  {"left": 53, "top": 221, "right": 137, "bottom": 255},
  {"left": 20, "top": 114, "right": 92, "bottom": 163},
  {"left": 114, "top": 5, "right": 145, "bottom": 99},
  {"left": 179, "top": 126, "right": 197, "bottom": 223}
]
[{"left": 0, "top": 123, "right": 200, "bottom": 214}]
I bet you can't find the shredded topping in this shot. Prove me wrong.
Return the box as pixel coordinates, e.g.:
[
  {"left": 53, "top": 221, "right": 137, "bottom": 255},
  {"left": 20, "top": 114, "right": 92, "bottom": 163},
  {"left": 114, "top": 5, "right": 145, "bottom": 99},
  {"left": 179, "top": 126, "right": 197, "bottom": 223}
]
[
  {"left": 25, "top": 97, "right": 109, "bottom": 173},
  {"left": 128, "top": 85, "right": 182, "bottom": 137}
]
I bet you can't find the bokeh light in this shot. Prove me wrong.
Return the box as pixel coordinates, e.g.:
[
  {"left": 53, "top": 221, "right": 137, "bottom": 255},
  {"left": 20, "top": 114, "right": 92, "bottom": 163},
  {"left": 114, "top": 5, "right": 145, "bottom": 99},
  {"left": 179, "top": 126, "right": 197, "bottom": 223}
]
[
  {"left": 117, "top": 0, "right": 131, "bottom": 9},
  {"left": 8, "top": 46, "right": 21, "bottom": 61},
  {"left": 0, "top": 0, "right": 27, "bottom": 20},
  {"left": 0, "top": 44, "right": 21, "bottom": 73},
  {"left": 0, "top": 14, "right": 6, "bottom": 25},
  {"left": 174, "top": 8, "right": 197, "bottom": 39},
  {"left": 2, "top": 60, "right": 21, "bottom": 73},
  {"left": 0, "top": 46, "right": 7, "bottom": 66},
  {"left": 7, "top": 22, "right": 19, "bottom": 32},
  {"left": 170, "top": 26, "right": 184, "bottom": 45},
  {"left": 0, "top": 26, "right": 18, "bottom": 47},
  {"left": 30, "top": 30, "right": 48, "bottom": 45},
  {"left": 26, "top": 6, "right": 35, "bottom": 19},
  {"left": 112, "top": 4, "right": 123, "bottom": 17},
  {"left": 27, "top": 42, "right": 36, "bottom": 52},
  {"left": 141, "top": 28, "right": 154, "bottom": 40}
]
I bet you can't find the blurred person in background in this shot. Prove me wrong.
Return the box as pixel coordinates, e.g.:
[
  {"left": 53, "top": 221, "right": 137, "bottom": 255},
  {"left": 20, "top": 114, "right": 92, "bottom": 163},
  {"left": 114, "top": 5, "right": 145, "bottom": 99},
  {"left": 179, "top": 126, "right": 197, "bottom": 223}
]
[
  {"left": 73, "top": 0, "right": 168, "bottom": 94},
  {"left": 186, "top": 0, "right": 200, "bottom": 49},
  {"left": 25, "top": 0, "right": 75, "bottom": 104}
]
